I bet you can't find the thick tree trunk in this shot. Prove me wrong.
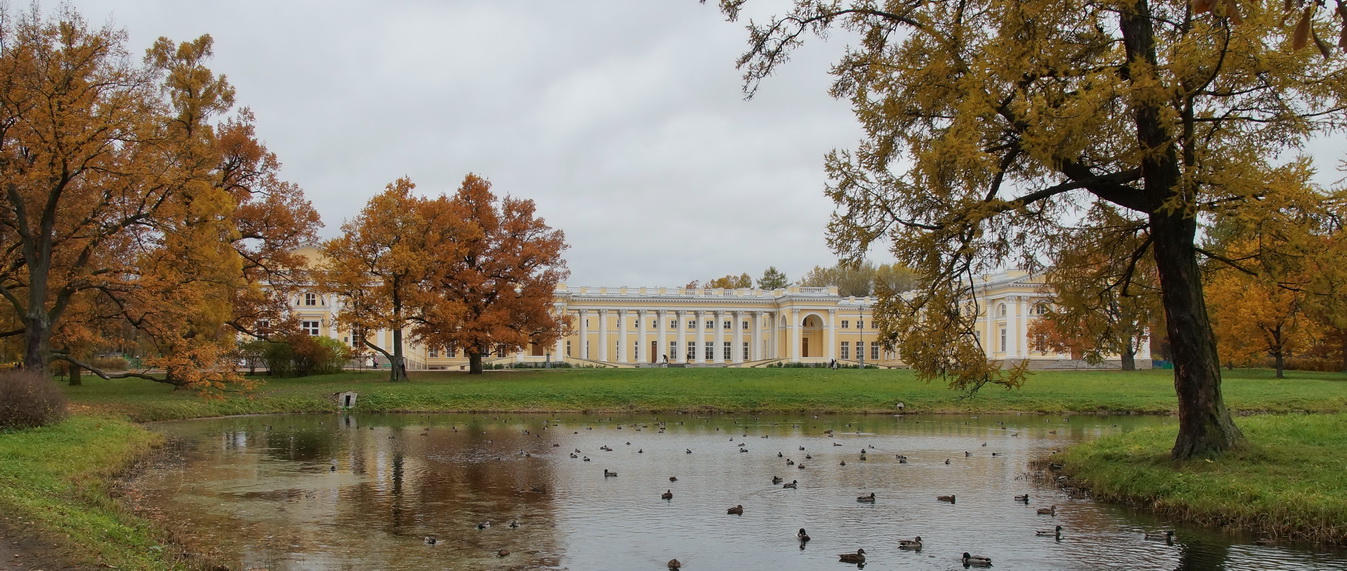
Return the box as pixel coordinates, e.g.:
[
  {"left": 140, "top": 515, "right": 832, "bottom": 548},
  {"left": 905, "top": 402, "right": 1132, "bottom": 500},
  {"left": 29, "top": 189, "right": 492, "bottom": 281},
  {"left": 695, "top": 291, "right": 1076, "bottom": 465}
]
[
  {"left": 468, "top": 352, "right": 484, "bottom": 375},
  {"left": 67, "top": 362, "right": 82, "bottom": 386},
  {"left": 1152, "top": 214, "right": 1244, "bottom": 458},
  {"left": 391, "top": 327, "right": 407, "bottom": 382},
  {"left": 1273, "top": 350, "right": 1285, "bottom": 379},
  {"left": 1120, "top": 344, "right": 1136, "bottom": 371},
  {"left": 1123, "top": 0, "right": 1243, "bottom": 459}
]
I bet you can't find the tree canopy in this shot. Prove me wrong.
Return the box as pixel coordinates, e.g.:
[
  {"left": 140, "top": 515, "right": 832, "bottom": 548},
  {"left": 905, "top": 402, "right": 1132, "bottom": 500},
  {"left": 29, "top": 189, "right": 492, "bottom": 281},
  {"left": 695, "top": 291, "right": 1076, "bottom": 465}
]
[
  {"left": 0, "top": 6, "right": 318, "bottom": 391},
  {"left": 712, "top": 0, "right": 1347, "bottom": 458}
]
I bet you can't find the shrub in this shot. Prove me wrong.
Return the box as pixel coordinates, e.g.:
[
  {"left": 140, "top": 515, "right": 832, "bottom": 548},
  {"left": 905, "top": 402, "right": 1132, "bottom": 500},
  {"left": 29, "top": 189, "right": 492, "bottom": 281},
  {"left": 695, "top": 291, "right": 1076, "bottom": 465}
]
[{"left": 0, "top": 370, "right": 68, "bottom": 429}]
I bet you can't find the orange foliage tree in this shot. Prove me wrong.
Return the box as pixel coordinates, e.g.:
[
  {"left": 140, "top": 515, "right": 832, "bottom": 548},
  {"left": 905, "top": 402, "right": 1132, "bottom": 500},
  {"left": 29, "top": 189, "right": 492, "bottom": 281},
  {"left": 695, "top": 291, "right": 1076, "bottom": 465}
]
[
  {"left": 0, "top": 8, "right": 318, "bottom": 392},
  {"left": 317, "top": 178, "right": 459, "bottom": 382},
  {"left": 415, "top": 174, "right": 570, "bottom": 375}
]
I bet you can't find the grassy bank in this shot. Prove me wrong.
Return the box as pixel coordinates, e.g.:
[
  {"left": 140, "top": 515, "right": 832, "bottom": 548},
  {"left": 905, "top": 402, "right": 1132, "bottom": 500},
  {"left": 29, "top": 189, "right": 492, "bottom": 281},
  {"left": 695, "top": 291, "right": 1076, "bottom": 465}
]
[
  {"left": 0, "top": 415, "right": 177, "bottom": 569},
  {"left": 1055, "top": 413, "right": 1347, "bottom": 544},
  {"left": 63, "top": 366, "right": 1347, "bottom": 422}
]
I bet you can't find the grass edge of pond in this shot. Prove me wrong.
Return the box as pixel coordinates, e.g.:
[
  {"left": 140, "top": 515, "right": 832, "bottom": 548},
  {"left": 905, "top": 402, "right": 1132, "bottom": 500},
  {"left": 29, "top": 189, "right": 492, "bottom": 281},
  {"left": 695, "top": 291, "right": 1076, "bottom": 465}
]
[{"left": 1054, "top": 413, "right": 1347, "bottom": 545}]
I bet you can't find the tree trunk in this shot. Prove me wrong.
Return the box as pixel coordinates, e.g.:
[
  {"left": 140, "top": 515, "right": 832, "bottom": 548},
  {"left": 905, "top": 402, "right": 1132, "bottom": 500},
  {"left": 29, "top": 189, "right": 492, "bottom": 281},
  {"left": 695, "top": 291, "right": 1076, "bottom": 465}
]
[
  {"left": 1273, "top": 350, "right": 1285, "bottom": 379},
  {"left": 1120, "top": 345, "right": 1136, "bottom": 371},
  {"left": 1123, "top": 0, "right": 1243, "bottom": 459},
  {"left": 391, "top": 327, "right": 407, "bottom": 382},
  {"left": 1152, "top": 214, "right": 1244, "bottom": 458},
  {"left": 469, "top": 351, "right": 484, "bottom": 375},
  {"left": 67, "top": 362, "right": 82, "bottom": 386}
]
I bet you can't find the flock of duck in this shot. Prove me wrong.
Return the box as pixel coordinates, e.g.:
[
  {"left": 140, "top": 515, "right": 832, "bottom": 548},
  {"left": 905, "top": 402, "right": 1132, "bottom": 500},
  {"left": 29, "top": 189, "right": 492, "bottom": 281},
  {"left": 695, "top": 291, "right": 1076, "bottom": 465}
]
[{"left": 420, "top": 417, "right": 1177, "bottom": 568}]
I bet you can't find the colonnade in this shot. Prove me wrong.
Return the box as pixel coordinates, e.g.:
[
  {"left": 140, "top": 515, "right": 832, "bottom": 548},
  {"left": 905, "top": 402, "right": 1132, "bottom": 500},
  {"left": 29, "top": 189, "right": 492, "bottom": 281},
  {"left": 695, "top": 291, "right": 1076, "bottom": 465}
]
[{"left": 570, "top": 308, "right": 778, "bottom": 365}]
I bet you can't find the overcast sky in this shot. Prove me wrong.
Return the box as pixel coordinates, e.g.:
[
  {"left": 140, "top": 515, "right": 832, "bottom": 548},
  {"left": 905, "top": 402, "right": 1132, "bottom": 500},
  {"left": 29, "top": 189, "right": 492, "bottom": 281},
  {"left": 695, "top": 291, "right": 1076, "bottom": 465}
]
[{"left": 57, "top": 2, "right": 1345, "bottom": 288}]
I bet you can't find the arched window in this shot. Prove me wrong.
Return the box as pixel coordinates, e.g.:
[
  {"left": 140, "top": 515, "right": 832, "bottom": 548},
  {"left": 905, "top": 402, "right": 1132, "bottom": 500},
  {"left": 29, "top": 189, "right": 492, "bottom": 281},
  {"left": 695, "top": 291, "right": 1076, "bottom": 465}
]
[
  {"left": 1033, "top": 303, "right": 1049, "bottom": 315},
  {"left": 997, "top": 303, "right": 1007, "bottom": 317}
]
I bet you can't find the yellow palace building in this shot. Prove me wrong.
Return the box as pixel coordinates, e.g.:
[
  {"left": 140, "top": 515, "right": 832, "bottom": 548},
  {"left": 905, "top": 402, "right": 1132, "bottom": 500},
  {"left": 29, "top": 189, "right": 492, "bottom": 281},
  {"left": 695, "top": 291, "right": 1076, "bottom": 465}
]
[{"left": 286, "top": 251, "right": 1147, "bottom": 370}]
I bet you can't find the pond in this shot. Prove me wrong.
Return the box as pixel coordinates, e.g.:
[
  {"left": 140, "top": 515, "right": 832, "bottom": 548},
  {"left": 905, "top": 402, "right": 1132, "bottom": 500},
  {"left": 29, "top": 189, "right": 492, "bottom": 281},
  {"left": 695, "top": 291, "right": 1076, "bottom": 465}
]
[{"left": 131, "top": 413, "right": 1347, "bottom": 570}]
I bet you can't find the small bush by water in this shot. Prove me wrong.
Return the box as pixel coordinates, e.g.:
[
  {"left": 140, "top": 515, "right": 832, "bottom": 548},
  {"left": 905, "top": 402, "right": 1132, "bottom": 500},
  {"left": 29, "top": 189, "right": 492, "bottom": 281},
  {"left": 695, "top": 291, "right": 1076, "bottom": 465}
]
[{"left": 0, "top": 370, "right": 68, "bottom": 429}]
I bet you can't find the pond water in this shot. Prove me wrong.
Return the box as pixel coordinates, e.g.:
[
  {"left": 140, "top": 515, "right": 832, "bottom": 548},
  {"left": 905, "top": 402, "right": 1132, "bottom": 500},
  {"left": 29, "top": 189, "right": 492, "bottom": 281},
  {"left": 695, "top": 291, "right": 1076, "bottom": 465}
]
[{"left": 132, "top": 413, "right": 1346, "bottom": 570}]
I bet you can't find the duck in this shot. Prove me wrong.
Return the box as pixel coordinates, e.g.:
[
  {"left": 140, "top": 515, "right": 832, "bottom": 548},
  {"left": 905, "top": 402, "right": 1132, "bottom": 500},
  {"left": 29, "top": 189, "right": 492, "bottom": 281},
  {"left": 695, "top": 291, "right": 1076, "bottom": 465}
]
[
  {"left": 945, "top": 458, "right": 951, "bottom": 465},
  {"left": 840, "top": 460, "right": 847, "bottom": 466},
  {"left": 661, "top": 489, "right": 673, "bottom": 500},
  {"left": 477, "top": 521, "right": 491, "bottom": 529},
  {"left": 838, "top": 548, "right": 866, "bottom": 563},
  {"left": 856, "top": 492, "right": 876, "bottom": 503},
  {"left": 727, "top": 504, "right": 744, "bottom": 515},
  {"left": 782, "top": 480, "right": 798, "bottom": 489},
  {"left": 1144, "top": 530, "right": 1175, "bottom": 543},
  {"left": 937, "top": 494, "right": 956, "bottom": 503},
  {"left": 508, "top": 519, "right": 519, "bottom": 528},
  {"left": 962, "top": 552, "right": 993, "bottom": 567},
  {"left": 423, "top": 536, "right": 437, "bottom": 545},
  {"left": 603, "top": 469, "right": 618, "bottom": 477},
  {"left": 898, "top": 536, "right": 922, "bottom": 550},
  {"left": 1037, "top": 505, "right": 1056, "bottom": 516},
  {"left": 797, "top": 528, "right": 811, "bottom": 542},
  {"left": 667, "top": 559, "right": 681, "bottom": 569},
  {"left": 669, "top": 476, "right": 678, "bottom": 482},
  {"left": 1014, "top": 494, "right": 1029, "bottom": 503},
  {"left": 1037, "top": 525, "right": 1062, "bottom": 538},
  {"left": 772, "top": 476, "right": 784, "bottom": 484},
  {"left": 497, "top": 549, "right": 510, "bottom": 557}
]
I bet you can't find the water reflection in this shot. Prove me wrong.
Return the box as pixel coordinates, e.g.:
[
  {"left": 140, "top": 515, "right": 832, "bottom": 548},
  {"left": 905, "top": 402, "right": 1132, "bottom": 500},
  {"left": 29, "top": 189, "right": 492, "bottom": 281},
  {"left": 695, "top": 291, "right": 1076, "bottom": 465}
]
[{"left": 132, "top": 414, "right": 1347, "bottom": 570}]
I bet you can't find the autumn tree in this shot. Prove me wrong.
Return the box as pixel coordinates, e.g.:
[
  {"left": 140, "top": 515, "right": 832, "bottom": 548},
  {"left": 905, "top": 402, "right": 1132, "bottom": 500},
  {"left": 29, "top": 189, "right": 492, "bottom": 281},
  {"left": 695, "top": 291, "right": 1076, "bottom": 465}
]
[
  {"left": 415, "top": 174, "right": 569, "bottom": 375},
  {"left": 0, "top": 7, "right": 317, "bottom": 391},
  {"left": 1205, "top": 262, "right": 1312, "bottom": 376},
  {"left": 707, "top": 273, "right": 753, "bottom": 289},
  {"left": 317, "top": 178, "right": 453, "bottom": 382},
  {"left": 799, "top": 261, "right": 917, "bottom": 297},
  {"left": 1037, "top": 204, "right": 1161, "bottom": 371},
  {"left": 757, "top": 266, "right": 789, "bottom": 289},
  {"left": 712, "top": 0, "right": 1347, "bottom": 458}
]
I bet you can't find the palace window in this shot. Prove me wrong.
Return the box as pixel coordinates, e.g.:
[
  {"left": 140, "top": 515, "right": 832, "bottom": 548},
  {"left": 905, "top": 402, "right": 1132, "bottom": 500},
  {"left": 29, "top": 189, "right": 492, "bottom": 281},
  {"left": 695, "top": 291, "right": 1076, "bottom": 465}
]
[
  {"left": 349, "top": 332, "right": 361, "bottom": 348},
  {"left": 304, "top": 292, "right": 317, "bottom": 306},
  {"left": 688, "top": 320, "right": 696, "bottom": 329},
  {"left": 301, "top": 320, "right": 320, "bottom": 336},
  {"left": 742, "top": 321, "right": 748, "bottom": 329},
  {"left": 685, "top": 342, "right": 695, "bottom": 360},
  {"left": 705, "top": 320, "right": 714, "bottom": 329},
  {"left": 858, "top": 319, "right": 864, "bottom": 329},
  {"left": 998, "top": 303, "right": 1007, "bottom": 317},
  {"left": 429, "top": 347, "right": 439, "bottom": 358},
  {"left": 871, "top": 344, "right": 880, "bottom": 361},
  {"left": 446, "top": 346, "right": 457, "bottom": 358},
  {"left": 723, "top": 320, "right": 731, "bottom": 329},
  {"left": 742, "top": 341, "right": 749, "bottom": 360},
  {"left": 841, "top": 341, "right": 850, "bottom": 360},
  {"left": 723, "top": 341, "right": 731, "bottom": 360},
  {"left": 670, "top": 341, "right": 678, "bottom": 360},
  {"left": 704, "top": 342, "right": 713, "bottom": 360},
  {"left": 841, "top": 320, "right": 850, "bottom": 329},
  {"left": 670, "top": 320, "right": 678, "bottom": 329},
  {"left": 566, "top": 341, "right": 572, "bottom": 357},
  {"left": 1033, "top": 303, "right": 1049, "bottom": 315},
  {"left": 1000, "top": 328, "right": 1007, "bottom": 352}
]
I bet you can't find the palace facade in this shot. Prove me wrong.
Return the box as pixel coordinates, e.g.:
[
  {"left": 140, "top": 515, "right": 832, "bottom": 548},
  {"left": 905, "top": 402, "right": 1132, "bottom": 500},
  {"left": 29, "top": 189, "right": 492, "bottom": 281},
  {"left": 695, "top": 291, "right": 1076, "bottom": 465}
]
[{"left": 285, "top": 251, "right": 1148, "bottom": 370}]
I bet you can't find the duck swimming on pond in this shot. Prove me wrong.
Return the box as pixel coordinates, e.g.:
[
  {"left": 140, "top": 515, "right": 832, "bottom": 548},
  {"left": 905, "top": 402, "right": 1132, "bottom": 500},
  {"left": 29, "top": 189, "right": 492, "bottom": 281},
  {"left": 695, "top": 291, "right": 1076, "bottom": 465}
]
[
  {"left": 838, "top": 549, "right": 866, "bottom": 563},
  {"left": 857, "top": 492, "right": 876, "bottom": 503},
  {"left": 1037, "top": 505, "right": 1056, "bottom": 516},
  {"left": 727, "top": 504, "right": 744, "bottom": 515},
  {"left": 772, "top": 476, "right": 784, "bottom": 484},
  {"left": 1145, "top": 530, "right": 1175, "bottom": 543},
  {"left": 667, "top": 559, "right": 681, "bottom": 569},
  {"left": 938, "top": 494, "right": 956, "bottom": 503},
  {"left": 962, "top": 552, "right": 993, "bottom": 567},
  {"left": 782, "top": 480, "right": 798, "bottom": 489},
  {"left": 1037, "top": 525, "right": 1062, "bottom": 538},
  {"left": 898, "top": 536, "right": 922, "bottom": 550},
  {"left": 797, "top": 528, "right": 810, "bottom": 542},
  {"left": 661, "top": 489, "right": 673, "bottom": 500},
  {"left": 1014, "top": 494, "right": 1029, "bottom": 502}
]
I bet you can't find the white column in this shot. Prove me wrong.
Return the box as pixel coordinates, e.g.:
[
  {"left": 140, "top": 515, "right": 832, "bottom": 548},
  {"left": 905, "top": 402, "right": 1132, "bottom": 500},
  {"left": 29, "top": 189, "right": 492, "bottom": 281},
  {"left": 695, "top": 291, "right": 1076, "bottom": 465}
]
[
  {"left": 598, "top": 309, "right": 609, "bottom": 362},
  {"left": 553, "top": 303, "right": 566, "bottom": 359},
  {"left": 693, "top": 311, "right": 705, "bottom": 363},
  {"left": 657, "top": 310, "right": 668, "bottom": 364},
  {"left": 713, "top": 311, "right": 725, "bottom": 364},
  {"left": 752, "top": 311, "right": 763, "bottom": 361},
  {"left": 789, "top": 309, "right": 801, "bottom": 362},
  {"left": 618, "top": 309, "right": 629, "bottom": 364},
  {"left": 1007, "top": 296, "right": 1021, "bottom": 359},
  {"left": 677, "top": 310, "right": 689, "bottom": 363},
  {"left": 826, "top": 309, "right": 837, "bottom": 361},
  {"left": 637, "top": 309, "right": 648, "bottom": 365},
  {"left": 578, "top": 309, "right": 588, "bottom": 359}
]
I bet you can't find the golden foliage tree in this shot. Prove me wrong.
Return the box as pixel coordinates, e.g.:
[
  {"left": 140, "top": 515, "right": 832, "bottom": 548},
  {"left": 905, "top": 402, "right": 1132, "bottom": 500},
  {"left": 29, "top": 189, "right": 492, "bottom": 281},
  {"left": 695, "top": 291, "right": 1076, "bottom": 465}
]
[
  {"left": 707, "top": 273, "right": 753, "bottom": 289},
  {"left": 711, "top": 0, "right": 1347, "bottom": 458},
  {"left": 0, "top": 7, "right": 318, "bottom": 391},
  {"left": 415, "top": 174, "right": 570, "bottom": 375},
  {"left": 317, "top": 178, "right": 450, "bottom": 382}
]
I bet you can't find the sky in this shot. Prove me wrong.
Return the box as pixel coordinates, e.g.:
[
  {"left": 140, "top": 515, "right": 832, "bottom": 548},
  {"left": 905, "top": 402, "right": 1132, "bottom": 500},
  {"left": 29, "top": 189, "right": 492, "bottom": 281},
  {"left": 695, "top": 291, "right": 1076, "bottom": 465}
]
[
  {"left": 57, "top": 1, "right": 868, "bottom": 288},
  {"left": 54, "top": 2, "right": 1346, "bottom": 289}
]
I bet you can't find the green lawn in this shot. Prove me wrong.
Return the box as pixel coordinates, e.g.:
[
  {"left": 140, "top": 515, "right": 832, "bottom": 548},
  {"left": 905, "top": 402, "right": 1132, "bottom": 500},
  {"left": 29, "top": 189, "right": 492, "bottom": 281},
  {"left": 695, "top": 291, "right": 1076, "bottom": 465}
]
[{"left": 62, "top": 366, "right": 1347, "bottom": 422}]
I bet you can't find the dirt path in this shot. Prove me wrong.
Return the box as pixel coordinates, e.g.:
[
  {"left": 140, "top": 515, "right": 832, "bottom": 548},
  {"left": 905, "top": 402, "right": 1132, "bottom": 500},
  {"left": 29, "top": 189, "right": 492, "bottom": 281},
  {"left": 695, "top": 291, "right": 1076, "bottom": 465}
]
[{"left": 0, "top": 518, "right": 86, "bottom": 571}]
